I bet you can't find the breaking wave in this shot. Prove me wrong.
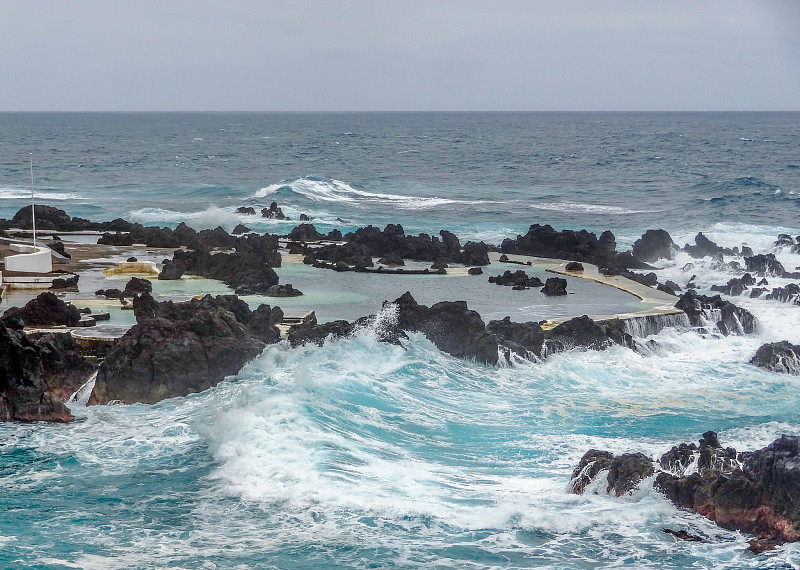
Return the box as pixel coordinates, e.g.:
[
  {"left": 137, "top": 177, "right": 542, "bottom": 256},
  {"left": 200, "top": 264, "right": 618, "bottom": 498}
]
[{"left": 255, "top": 177, "right": 498, "bottom": 210}]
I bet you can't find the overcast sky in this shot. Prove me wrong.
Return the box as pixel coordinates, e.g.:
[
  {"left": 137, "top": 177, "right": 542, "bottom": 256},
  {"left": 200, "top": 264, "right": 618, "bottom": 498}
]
[{"left": 1, "top": 0, "right": 798, "bottom": 111}]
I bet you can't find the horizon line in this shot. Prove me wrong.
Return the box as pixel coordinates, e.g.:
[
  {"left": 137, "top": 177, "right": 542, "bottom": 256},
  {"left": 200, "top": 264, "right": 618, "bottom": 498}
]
[{"left": 1, "top": 109, "right": 799, "bottom": 114}]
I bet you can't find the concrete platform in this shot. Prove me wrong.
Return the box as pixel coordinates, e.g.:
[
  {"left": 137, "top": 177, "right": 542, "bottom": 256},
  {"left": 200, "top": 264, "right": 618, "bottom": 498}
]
[{"left": 488, "top": 252, "right": 683, "bottom": 327}]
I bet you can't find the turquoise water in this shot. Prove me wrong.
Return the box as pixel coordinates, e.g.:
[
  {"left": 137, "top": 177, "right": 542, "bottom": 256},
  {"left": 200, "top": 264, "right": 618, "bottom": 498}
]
[{"left": 2, "top": 113, "right": 800, "bottom": 568}]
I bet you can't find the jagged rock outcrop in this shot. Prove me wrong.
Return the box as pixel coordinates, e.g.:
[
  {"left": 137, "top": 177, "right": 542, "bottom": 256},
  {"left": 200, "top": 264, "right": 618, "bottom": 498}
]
[
  {"left": 158, "top": 259, "right": 186, "bottom": 280},
  {"left": 236, "top": 206, "right": 256, "bottom": 215},
  {"left": 303, "top": 224, "right": 490, "bottom": 267},
  {"left": 656, "top": 433, "right": 800, "bottom": 553},
  {"left": 541, "top": 277, "right": 568, "bottom": 296},
  {"left": 168, "top": 236, "right": 280, "bottom": 294},
  {"left": 49, "top": 275, "right": 79, "bottom": 290},
  {"left": 674, "top": 290, "right": 756, "bottom": 335},
  {"left": 571, "top": 431, "right": 800, "bottom": 553},
  {"left": 287, "top": 320, "right": 355, "bottom": 347},
  {"left": 765, "top": 283, "right": 800, "bottom": 304},
  {"left": 486, "top": 317, "right": 545, "bottom": 359},
  {"left": 745, "top": 254, "right": 786, "bottom": 277},
  {"left": 750, "top": 341, "right": 800, "bottom": 374},
  {"left": 265, "top": 284, "right": 303, "bottom": 297},
  {"left": 684, "top": 232, "right": 737, "bottom": 259},
  {"left": 632, "top": 229, "right": 678, "bottom": 262},
  {"left": 34, "top": 332, "right": 98, "bottom": 401},
  {"left": 393, "top": 292, "right": 499, "bottom": 364},
  {"left": 501, "top": 224, "right": 640, "bottom": 271},
  {"left": 570, "top": 449, "right": 655, "bottom": 497},
  {"left": 488, "top": 270, "right": 543, "bottom": 289},
  {"left": 232, "top": 223, "right": 251, "bottom": 235},
  {"left": 2, "top": 292, "right": 81, "bottom": 327},
  {"left": 262, "top": 202, "right": 288, "bottom": 220},
  {"left": 0, "top": 321, "right": 74, "bottom": 423},
  {"left": 88, "top": 293, "right": 282, "bottom": 405},
  {"left": 121, "top": 277, "right": 152, "bottom": 299}
]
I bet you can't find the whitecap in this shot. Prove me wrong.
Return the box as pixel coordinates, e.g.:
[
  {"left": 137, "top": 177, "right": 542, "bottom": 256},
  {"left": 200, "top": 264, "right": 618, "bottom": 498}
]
[
  {"left": 530, "top": 201, "right": 657, "bottom": 215},
  {"left": 253, "top": 177, "right": 499, "bottom": 210},
  {"left": 0, "top": 187, "right": 83, "bottom": 201}
]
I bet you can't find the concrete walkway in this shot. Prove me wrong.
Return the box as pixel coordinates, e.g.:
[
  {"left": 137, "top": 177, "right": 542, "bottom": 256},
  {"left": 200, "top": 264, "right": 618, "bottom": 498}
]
[{"left": 488, "top": 252, "right": 683, "bottom": 327}]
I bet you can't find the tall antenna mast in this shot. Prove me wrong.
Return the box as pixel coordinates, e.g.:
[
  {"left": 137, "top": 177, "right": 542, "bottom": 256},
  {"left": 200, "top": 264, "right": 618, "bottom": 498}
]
[{"left": 30, "top": 154, "right": 36, "bottom": 248}]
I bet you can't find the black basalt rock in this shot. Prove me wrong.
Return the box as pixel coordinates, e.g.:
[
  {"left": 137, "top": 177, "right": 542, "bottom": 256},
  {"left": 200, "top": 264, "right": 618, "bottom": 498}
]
[
  {"left": 393, "top": 292, "right": 499, "bottom": 364},
  {"left": 675, "top": 290, "right": 756, "bottom": 335},
  {"left": 632, "top": 229, "right": 678, "bottom": 263},
  {"left": 750, "top": 341, "right": 800, "bottom": 374},
  {"left": 541, "top": 277, "right": 568, "bottom": 296},
  {"left": 2, "top": 292, "right": 81, "bottom": 327},
  {"left": 89, "top": 293, "right": 280, "bottom": 405},
  {"left": 158, "top": 260, "right": 186, "bottom": 280}
]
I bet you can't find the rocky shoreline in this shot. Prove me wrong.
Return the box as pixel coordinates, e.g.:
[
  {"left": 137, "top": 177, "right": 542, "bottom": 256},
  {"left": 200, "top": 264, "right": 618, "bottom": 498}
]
[
  {"left": 570, "top": 431, "right": 800, "bottom": 553},
  {"left": 4, "top": 204, "right": 800, "bottom": 552}
]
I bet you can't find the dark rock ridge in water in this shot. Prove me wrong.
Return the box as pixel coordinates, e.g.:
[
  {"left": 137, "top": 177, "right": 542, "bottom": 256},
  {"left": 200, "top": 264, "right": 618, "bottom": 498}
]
[
  {"left": 500, "top": 224, "right": 645, "bottom": 271},
  {"left": 571, "top": 431, "right": 800, "bottom": 553},
  {"left": 265, "top": 284, "right": 303, "bottom": 297},
  {"left": 2, "top": 292, "right": 81, "bottom": 327},
  {"left": 750, "top": 341, "right": 800, "bottom": 374},
  {"left": 262, "top": 202, "right": 288, "bottom": 220},
  {"left": 299, "top": 224, "right": 490, "bottom": 268},
  {"left": 488, "top": 270, "right": 543, "bottom": 289},
  {"left": 0, "top": 320, "right": 75, "bottom": 423},
  {"left": 88, "top": 293, "right": 283, "bottom": 405},
  {"left": 570, "top": 450, "right": 655, "bottom": 497},
  {"left": 674, "top": 290, "right": 757, "bottom": 335},
  {"left": 166, "top": 233, "right": 281, "bottom": 294},
  {"left": 289, "top": 293, "right": 636, "bottom": 365}
]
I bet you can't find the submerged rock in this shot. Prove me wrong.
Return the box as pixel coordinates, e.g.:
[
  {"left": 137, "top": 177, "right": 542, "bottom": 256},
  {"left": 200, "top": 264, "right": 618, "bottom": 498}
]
[{"left": 88, "top": 293, "right": 282, "bottom": 405}]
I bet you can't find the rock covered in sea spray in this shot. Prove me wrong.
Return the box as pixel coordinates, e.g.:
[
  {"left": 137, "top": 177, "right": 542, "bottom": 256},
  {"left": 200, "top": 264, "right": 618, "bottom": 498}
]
[
  {"left": 88, "top": 293, "right": 282, "bottom": 405},
  {"left": 570, "top": 431, "right": 800, "bottom": 553},
  {"left": 674, "top": 290, "right": 756, "bottom": 335},
  {"left": 569, "top": 450, "right": 655, "bottom": 497},
  {"left": 750, "top": 341, "right": 800, "bottom": 374}
]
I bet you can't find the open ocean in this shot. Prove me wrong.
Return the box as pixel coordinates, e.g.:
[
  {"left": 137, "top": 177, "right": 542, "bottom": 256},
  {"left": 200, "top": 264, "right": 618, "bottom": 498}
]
[{"left": 2, "top": 112, "right": 800, "bottom": 568}]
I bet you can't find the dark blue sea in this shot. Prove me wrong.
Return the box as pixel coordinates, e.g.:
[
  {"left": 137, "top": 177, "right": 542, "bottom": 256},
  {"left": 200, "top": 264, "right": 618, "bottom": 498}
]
[{"left": 2, "top": 112, "right": 800, "bottom": 568}]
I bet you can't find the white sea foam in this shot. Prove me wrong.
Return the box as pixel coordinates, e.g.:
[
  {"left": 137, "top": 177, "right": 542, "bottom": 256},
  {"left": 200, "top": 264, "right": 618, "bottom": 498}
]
[
  {"left": 530, "top": 201, "right": 658, "bottom": 215},
  {"left": 127, "top": 205, "right": 248, "bottom": 231},
  {"left": 0, "top": 187, "right": 83, "bottom": 201},
  {"left": 255, "top": 177, "right": 498, "bottom": 210}
]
